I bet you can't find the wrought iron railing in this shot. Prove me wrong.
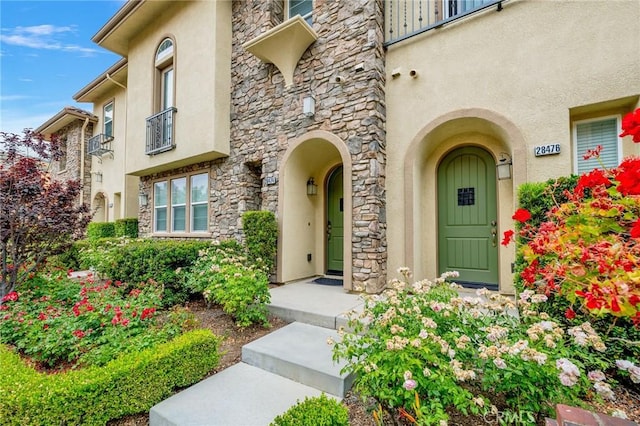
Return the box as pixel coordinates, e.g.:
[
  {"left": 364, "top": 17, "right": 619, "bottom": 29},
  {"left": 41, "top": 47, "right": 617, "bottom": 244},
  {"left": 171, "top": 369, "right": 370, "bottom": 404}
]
[
  {"left": 87, "top": 133, "right": 113, "bottom": 156},
  {"left": 385, "top": 0, "right": 503, "bottom": 45},
  {"left": 145, "top": 107, "right": 177, "bottom": 155}
]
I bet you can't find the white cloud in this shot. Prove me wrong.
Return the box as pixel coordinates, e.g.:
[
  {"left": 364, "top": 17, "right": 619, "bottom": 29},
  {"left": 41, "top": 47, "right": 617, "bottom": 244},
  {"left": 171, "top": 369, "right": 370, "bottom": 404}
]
[
  {"left": 0, "top": 110, "right": 56, "bottom": 135},
  {"left": 0, "top": 24, "right": 99, "bottom": 56},
  {"left": 0, "top": 95, "right": 32, "bottom": 101},
  {"left": 18, "top": 78, "right": 33, "bottom": 82}
]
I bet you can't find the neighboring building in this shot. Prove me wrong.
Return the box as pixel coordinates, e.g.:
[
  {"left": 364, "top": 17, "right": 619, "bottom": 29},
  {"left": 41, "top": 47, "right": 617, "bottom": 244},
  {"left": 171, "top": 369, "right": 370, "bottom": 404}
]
[
  {"left": 34, "top": 107, "right": 98, "bottom": 206},
  {"left": 36, "top": 0, "right": 640, "bottom": 294}
]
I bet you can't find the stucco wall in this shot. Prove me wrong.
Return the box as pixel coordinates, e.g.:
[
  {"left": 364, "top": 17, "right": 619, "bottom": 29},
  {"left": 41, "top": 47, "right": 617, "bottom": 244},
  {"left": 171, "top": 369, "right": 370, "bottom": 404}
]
[
  {"left": 385, "top": 0, "right": 640, "bottom": 291},
  {"left": 124, "top": 1, "right": 231, "bottom": 176}
]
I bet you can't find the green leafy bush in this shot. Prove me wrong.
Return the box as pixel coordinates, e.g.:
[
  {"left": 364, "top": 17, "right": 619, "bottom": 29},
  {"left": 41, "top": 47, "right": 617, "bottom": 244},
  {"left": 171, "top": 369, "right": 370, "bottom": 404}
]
[
  {"left": 333, "top": 269, "right": 622, "bottom": 425},
  {"left": 86, "top": 222, "right": 116, "bottom": 240},
  {"left": 77, "top": 238, "right": 216, "bottom": 307},
  {"left": 185, "top": 243, "right": 270, "bottom": 327},
  {"left": 115, "top": 218, "right": 139, "bottom": 238},
  {"left": 0, "top": 329, "right": 220, "bottom": 425},
  {"left": 270, "top": 394, "right": 349, "bottom": 426},
  {"left": 242, "top": 210, "right": 278, "bottom": 274},
  {"left": 0, "top": 270, "right": 192, "bottom": 368}
]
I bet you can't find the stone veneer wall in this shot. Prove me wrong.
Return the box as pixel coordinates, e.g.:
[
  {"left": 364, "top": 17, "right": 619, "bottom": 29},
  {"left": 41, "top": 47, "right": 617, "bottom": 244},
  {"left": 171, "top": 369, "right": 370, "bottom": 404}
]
[
  {"left": 50, "top": 121, "right": 94, "bottom": 206},
  {"left": 139, "top": 0, "right": 387, "bottom": 292},
  {"left": 230, "top": 0, "right": 387, "bottom": 292}
]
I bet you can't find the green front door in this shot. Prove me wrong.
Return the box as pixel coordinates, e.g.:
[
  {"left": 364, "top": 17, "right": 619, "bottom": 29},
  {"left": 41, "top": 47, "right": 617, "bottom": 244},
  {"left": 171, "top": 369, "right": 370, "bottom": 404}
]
[
  {"left": 437, "top": 147, "right": 499, "bottom": 288},
  {"left": 327, "top": 166, "right": 344, "bottom": 274}
]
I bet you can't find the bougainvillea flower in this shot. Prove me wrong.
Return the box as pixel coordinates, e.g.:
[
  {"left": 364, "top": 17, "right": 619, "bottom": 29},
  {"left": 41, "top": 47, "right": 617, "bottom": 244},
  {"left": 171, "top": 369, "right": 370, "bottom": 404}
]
[
  {"left": 620, "top": 108, "right": 640, "bottom": 142},
  {"left": 501, "top": 230, "right": 515, "bottom": 246},
  {"left": 631, "top": 219, "right": 640, "bottom": 239},
  {"left": 583, "top": 145, "right": 602, "bottom": 160},
  {"left": 615, "top": 157, "right": 640, "bottom": 196},
  {"left": 565, "top": 308, "right": 576, "bottom": 319},
  {"left": 512, "top": 208, "right": 531, "bottom": 223}
]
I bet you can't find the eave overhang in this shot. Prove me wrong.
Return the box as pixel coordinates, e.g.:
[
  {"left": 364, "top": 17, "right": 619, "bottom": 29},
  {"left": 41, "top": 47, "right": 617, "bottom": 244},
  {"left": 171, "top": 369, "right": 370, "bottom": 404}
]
[
  {"left": 73, "top": 58, "right": 128, "bottom": 103},
  {"left": 242, "top": 15, "right": 318, "bottom": 87},
  {"left": 35, "top": 107, "right": 98, "bottom": 139}
]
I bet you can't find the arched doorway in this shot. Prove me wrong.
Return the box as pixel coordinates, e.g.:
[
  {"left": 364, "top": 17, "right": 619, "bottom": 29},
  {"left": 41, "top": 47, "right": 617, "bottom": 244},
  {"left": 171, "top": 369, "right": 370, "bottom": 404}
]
[
  {"left": 92, "top": 192, "right": 107, "bottom": 222},
  {"left": 326, "top": 166, "right": 344, "bottom": 275},
  {"left": 437, "top": 146, "right": 498, "bottom": 289}
]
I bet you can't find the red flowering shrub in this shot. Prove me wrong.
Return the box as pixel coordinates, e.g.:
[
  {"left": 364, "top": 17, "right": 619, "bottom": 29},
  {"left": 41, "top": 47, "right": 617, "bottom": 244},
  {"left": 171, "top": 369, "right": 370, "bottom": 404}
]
[
  {"left": 506, "top": 108, "right": 640, "bottom": 326},
  {"left": 0, "top": 270, "right": 191, "bottom": 368}
]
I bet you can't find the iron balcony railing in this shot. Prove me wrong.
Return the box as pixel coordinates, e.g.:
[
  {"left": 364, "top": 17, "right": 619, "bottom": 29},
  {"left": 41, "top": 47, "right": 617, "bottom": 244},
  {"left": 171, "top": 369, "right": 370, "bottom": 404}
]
[
  {"left": 87, "top": 133, "right": 113, "bottom": 156},
  {"left": 145, "top": 107, "right": 177, "bottom": 155},
  {"left": 385, "top": 0, "right": 503, "bottom": 45}
]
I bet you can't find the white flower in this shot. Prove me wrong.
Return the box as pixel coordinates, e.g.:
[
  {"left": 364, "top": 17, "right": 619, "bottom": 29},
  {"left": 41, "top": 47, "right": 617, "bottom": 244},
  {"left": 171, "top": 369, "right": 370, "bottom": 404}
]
[
  {"left": 493, "top": 358, "right": 507, "bottom": 369},
  {"left": 616, "top": 360, "right": 634, "bottom": 371},
  {"left": 594, "top": 382, "right": 614, "bottom": 400},
  {"left": 423, "top": 367, "right": 432, "bottom": 377},
  {"left": 403, "top": 371, "right": 413, "bottom": 380},
  {"left": 587, "top": 370, "right": 606, "bottom": 382},
  {"left": 628, "top": 366, "right": 640, "bottom": 383}
]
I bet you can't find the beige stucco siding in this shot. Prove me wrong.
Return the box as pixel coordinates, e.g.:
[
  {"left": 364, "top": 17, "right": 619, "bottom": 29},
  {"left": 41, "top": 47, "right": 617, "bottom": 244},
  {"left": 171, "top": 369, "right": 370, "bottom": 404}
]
[
  {"left": 385, "top": 0, "right": 640, "bottom": 290},
  {"left": 125, "top": 1, "right": 231, "bottom": 176}
]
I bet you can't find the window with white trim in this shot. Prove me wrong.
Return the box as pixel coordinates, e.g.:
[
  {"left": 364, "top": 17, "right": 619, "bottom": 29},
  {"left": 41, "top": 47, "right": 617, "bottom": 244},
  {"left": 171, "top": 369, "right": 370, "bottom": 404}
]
[
  {"left": 153, "top": 172, "right": 208, "bottom": 233},
  {"left": 155, "top": 38, "right": 175, "bottom": 111},
  {"left": 288, "top": 0, "right": 312, "bottom": 25},
  {"left": 103, "top": 101, "right": 113, "bottom": 138},
  {"left": 574, "top": 116, "right": 621, "bottom": 174}
]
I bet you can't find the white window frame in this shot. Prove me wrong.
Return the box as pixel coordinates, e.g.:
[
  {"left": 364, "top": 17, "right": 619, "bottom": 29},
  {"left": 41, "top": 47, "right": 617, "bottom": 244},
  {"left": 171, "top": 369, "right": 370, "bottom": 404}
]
[
  {"left": 155, "top": 38, "right": 175, "bottom": 112},
  {"left": 573, "top": 115, "right": 622, "bottom": 174},
  {"left": 152, "top": 171, "right": 209, "bottom": 235},
  {"left": 287, "top": 0, "right": 312, "bottom": 24},
  {"left": 103, "top": 101, "right": 114, "bottom": 139}
]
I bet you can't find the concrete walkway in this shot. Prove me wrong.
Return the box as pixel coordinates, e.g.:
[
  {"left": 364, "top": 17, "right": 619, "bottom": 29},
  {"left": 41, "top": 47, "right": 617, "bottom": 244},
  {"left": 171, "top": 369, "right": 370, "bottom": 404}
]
[{"left": 149, "top": 278, "right": 365, "bottom": 426}]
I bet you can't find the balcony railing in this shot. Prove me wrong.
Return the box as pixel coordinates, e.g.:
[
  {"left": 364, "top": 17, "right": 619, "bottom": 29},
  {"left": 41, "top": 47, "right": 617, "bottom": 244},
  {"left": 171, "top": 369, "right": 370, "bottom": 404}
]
[
  {"left": 385, "top": 0, "right": 503, "bottom": 45},
  {"left": 146, "top": 107, "right": 177, "bottom": 155},
  {"left": 87, "top": 133, "right": 113, "bottom": 157}
]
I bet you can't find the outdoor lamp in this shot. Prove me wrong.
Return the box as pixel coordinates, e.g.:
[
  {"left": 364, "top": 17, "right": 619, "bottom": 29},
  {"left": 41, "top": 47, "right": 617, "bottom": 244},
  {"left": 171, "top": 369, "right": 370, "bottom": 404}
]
[
  {"left": 138, "top": 191, "right": 149, "bottom": 207},
  {"left": 496, "top": 153, "right": 512, "bottom": 180},
  {"left": 303, "top": 96, "right": 315, "bottom": 117},
  {"left": 306, "top": 178, "right": 318, "bottom": 196}
]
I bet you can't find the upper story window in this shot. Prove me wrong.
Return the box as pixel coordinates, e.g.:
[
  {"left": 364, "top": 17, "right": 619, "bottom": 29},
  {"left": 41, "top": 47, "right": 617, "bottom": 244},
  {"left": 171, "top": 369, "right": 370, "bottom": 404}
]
[
  {"left": 153, "top": 171, "right": 209, "bottom": 234},
  {"left": 103, "top": 101, "right": 114, "bottom": 138},
  {"left": 574, "top": 115, "right": 621, "bottom": 174},
  {"left": 444, "top": 0, "right": 495, "bottom": 19},
  {"left": 155, "top": 38, "right": 175, "bottom": 111},
  {"left": 289, "top": 0, "right": 312, "bottom": 25}
]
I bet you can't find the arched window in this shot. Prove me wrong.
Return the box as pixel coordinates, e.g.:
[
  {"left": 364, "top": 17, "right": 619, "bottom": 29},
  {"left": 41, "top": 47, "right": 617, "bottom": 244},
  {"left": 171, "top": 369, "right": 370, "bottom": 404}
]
[{"left": 155, "top": 38, "right": 175, "bottom": 111}]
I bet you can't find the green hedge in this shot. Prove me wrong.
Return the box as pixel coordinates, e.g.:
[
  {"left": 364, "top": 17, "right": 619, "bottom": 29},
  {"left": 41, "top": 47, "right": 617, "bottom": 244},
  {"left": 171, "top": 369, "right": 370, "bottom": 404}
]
[
  {"left": 0, "top": 329, "right": 220, "bottom": 425},
  {"left": 86, "top": 222, "right": 116, "bottom": 240},
  {"left": 270, "top": 394, "right": 349, "bottom": 426},
  {"left": 242, "top": 210, "right": 278, "bottom": 274},
  {"left": 115, "top": 218, "right": 139, "bottom": 238}
]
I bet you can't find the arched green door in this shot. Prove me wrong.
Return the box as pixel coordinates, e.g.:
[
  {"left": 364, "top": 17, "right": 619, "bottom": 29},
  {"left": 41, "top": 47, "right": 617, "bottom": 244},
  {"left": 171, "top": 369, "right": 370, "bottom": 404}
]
[
  {"left": 327, "top": 166, "right": 344, "bottom": 274},
  {"left": 437, "top": 147, "right": 498, "bottom": 288}
]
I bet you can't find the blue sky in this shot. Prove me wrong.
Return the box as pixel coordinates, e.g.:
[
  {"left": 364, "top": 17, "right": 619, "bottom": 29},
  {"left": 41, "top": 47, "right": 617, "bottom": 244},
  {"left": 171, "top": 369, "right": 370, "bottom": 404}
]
[{"left": 1, "top": 1, "right": 125, "bottom": 134}]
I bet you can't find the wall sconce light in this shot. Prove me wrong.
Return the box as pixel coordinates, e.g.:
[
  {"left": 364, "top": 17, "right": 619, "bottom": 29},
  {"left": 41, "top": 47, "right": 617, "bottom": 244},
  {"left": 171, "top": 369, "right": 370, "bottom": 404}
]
[
  {"left": 306, "top": 178, "right": 318, "bottom": 196},
  {"left": 303, "top": 96, "right": 315, "bottom": 117},
  {"left": 496, "top": 153, "right": 512, "bottom": 180},
  {"left": 138, "top": 191, "right": 149, "bottom": 207}
]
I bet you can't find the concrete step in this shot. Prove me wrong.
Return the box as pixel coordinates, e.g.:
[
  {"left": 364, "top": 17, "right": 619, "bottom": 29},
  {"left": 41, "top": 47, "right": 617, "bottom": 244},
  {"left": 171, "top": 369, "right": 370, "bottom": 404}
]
[
  {"left": 267, "top": 281, "right": 363, "bottom": 330},
  {"left": 242, "top": 322, "right": 355, "bottom": 397},
  {"left": 149, "top": 362, "right": 335, "bottom": 426}
]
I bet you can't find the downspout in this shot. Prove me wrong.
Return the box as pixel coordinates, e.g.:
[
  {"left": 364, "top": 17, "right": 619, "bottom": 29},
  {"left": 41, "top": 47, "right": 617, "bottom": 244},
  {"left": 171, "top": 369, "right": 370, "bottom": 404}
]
[{"left": 80, "top": 117, "right": 90, "bottom": 205}]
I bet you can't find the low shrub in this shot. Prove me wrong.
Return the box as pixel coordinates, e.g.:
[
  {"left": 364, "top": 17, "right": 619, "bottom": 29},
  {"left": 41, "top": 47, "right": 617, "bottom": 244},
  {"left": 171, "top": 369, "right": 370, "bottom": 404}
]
[
  {"left": 242, "top": 210, "right": 278, "bottom": 274},
  {"left": 0, "top": 329, "right": 220, "bottom": 425},
  {"left": 0, "top": 270, "right": 192, "bottom": 368},
  {"left": 86, "top": 222, "right": 116, "bottom": 240},
  {"left": 185, "top": 242, "right": 270, "bottom": 327},
  {"left": 115, "top": 218, "right": 139, "bottom": 238},
  {"left": 333, "top": 269, "right": 627, "bottom": 425},
  {"left": 77, "top": 238, "right": 218, "bottom": 307},
  {"left": 270, "top": 394, "right": 349, "bottom": 426}
]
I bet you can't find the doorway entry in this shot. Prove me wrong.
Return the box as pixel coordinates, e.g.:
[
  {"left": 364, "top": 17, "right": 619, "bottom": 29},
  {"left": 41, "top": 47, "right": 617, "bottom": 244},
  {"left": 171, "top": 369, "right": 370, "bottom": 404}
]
[
  {"left": 437, "top": 147, "right": 498, "bottom": 289},
  {"left": 326, "top": 166, "right": 344, "bottom": 275}
]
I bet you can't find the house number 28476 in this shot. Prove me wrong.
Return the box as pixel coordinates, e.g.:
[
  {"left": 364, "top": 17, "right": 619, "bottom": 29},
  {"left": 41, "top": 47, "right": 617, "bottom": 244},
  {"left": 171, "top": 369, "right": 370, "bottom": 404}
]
[{"left": 534, "top": 144, "right": 561, "bottom": 157}]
